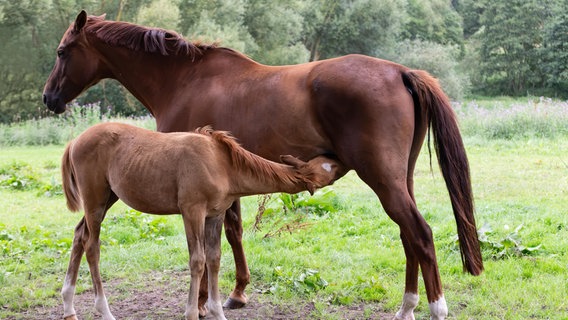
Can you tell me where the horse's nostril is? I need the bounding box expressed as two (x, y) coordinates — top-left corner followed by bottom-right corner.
(42, 94), (47, 105)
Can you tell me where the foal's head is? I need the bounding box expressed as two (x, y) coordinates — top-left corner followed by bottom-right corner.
(281, 155), (346, 194)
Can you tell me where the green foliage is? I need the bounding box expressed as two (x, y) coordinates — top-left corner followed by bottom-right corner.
(0, 160), (63, 197)
(541, 0), (568, 95)
(302, 0), (406, 60)
(267, 266), (329, 296)
(244, 0), (308, 65)
(0, 161), (41, 191)
(476, 224), (542, 260)
(0, 222), (72, 264)
(103, 209), (176, 245)
(264, 188), (339, 216)
(473, 0), (560, 96)
(253, 188), (340, 238)
(403, 0), (463, 47)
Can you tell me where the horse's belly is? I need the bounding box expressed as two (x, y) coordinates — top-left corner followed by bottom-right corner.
(110, 175), (181, 214)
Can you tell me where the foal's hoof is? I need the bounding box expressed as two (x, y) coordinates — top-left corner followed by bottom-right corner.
(198, 305), (208, 318)
(223, 297), (246, 309)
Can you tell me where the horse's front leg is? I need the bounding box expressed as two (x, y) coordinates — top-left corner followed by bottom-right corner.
(221, 200), (250, 309)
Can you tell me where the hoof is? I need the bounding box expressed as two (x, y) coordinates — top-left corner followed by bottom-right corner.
(223, 297), (246, 309)
(64, 316), (78, 320)
(198, 305), (208, 318)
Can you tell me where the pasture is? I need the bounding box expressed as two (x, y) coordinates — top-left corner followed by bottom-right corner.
(1, 98), (567, 319)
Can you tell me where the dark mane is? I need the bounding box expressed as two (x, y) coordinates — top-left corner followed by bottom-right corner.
(84, 15), (217, 59)
(195, 127), (304, 187)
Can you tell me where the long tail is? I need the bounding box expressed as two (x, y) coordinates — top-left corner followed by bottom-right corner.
(61, 143), (82, 212)
(402, 70), (484, 275)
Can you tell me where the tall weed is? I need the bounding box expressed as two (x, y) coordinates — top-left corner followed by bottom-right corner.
(455, 97), (568, 139)
(0, 102), (155, 146)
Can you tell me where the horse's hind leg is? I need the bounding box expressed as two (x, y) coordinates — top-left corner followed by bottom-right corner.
(204, 214), (227, 320)
(339, 132), (446, 318)
(359, 171), (447, 320)
(221, 200), (250, 309)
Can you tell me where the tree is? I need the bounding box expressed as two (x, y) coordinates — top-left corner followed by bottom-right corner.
(302, 0), (406, 61)
(477, 0), (551, 95)
(0, 0), (55, 122)
(453, 0), (487, 39)
(542, 0), (568, 96)
(243, 0), (308, 65)
(403, 0), (463, 47)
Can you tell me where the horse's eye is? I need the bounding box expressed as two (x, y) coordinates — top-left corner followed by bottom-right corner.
(57, 49), (65, 58)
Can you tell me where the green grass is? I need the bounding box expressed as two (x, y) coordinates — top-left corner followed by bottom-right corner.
(1, 98), (567, 319)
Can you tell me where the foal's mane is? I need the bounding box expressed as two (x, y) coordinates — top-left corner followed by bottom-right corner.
(84, 15), (218, 59)
(196, 127), (303, 187)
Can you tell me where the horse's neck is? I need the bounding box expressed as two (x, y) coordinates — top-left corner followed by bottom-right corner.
(229, 157), (305, 197)
(96, 44), (254, 120)
(95, 44), (183, 115)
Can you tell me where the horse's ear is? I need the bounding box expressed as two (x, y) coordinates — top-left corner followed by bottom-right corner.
(280, 155), (306, 168)
(74, 10), (87, 33)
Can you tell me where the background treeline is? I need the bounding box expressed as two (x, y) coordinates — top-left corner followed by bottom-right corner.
(1, 0), (567, 123)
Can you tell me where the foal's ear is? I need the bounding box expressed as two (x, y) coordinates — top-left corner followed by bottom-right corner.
(280, 155), (306, 168)
(74, 10), (87, 33)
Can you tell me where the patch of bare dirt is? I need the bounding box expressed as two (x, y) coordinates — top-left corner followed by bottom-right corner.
(13, 271), (393, 320)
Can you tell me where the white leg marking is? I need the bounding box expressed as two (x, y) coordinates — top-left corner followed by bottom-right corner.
(61, 277), (76, 318)
(395, 292), (419, 320)
(429, 295), (448, 320)
(207, 299), (227, 320)
(94, 294), (116, 320)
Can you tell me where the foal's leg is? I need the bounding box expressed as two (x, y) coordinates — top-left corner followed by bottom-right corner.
(83, 194), (118, 320)
(181, 207), (207, 320)
(221, 200), (250, 309)
(62, 194), (118, 320)
(204, 214), (227, 320)
(62, 218), (87, 320)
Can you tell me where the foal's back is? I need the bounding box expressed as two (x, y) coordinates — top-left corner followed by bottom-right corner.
(67, 123), (230, 215)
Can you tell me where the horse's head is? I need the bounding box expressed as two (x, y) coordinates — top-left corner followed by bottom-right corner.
(43, 11), (106, 114)
(281, 155), (347, 195)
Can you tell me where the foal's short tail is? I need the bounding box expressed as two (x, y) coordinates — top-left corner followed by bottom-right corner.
(402, 70), (484, 276)
(61, 144), (82, 212)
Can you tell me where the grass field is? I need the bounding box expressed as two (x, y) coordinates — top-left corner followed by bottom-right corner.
(1, 98), (567, 319)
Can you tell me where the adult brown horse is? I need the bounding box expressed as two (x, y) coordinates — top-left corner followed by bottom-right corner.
(43, 11), (483, 320)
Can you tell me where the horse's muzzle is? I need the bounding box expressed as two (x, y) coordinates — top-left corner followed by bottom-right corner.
(43, 93), (66, 114)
